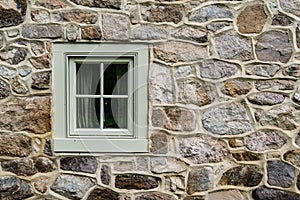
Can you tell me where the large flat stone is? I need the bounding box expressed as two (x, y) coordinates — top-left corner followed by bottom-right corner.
(115, 174), (159, 190)
(0, 133), (32, 157)
(189, 5), (233, 23)
(22, 24), (62, 39)
(0, 0), (26, 28)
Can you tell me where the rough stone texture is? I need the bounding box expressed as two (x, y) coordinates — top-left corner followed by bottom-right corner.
(297, 25), (300, 48)
(0, 0), (27, 28)
(70, 0), (121, 9)
(33, 176), (49, 193)
(179, 136), (228, 164)
(219, 165), (263, 187)
(136, 157), (148, 171)
(283, 64), (300, 78)
(30, 42), (45, 56)
(22, 24), (62, 39)
(0, 48), (27, 65)
(152, 107), (196, 131)
(54, 10), (97, 24)
(207, 22), (230, 32)
(0, 66), (15, 79)
(177, 78), (214, 106)
(87, 188), (120, 200)
(66, 24), (79, 41)
(141, 5), (183, 24)
(31, 9), (50, 23)
(284, 150), (300, 167)
(253, 187), (300, 200)
(43, 139), (53, 156)
(207, 190), (245, 200)
(189, 5), (233, 23)
(198, 60), (238, 79)
(31, 71), (51, 90)
(237, 4), (267, 34)
(0, 97), (51, 134)
(0, 80), (10, 99)
(18, 66), (31, 77)
(150, 131), (168, 154)
(132, 25), (168, 40)
(150, 157), (186, 173)
(29, 55), (50, 69)
(0, 176), (34, 199)
(247, 92), (285, 105)
(0, 133), (31, 157)
(115, 174), (159, 190)
(187, 167), (213, 194)
(172, 27), (207, 43)
(150, 63), (173, 104)
(60, 156), (98, 174)
(81, 26), (101, 40)
(267, 160), (295, 188)
(184, 196), (205, 200)
(11, 77), (28, 95)
(222, 79), (252, 97)
(202, 102), (252, 135)
(272, 13), (292, 26)
(255, 31), (292, 63)
(175, 65), (195, 79)
(245, 130), (286, 151)
(246, 64), (280, 77)
(215, 33), (252, 61)
(101, 165), (110, 185)
(51, 175), (95, 200)
(154, 41), (207, 63)
(165, 175), (185, 192)
(279, 0), (300, 17)
(136, 192), (177, 200)
(259, 104), (299, 130)
(113, 161), (134, 172)
(102, 13), (129, 40)
(35, 0), (67, 9)
(232, 151), (261, 161)
(255, 79), (295, 91)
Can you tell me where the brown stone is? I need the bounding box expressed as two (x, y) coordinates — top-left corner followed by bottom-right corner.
(81, 26), (101, 40)
(0, 0), (26, 28)
(29, 55), (50, 69)
(187, 167), (213, 194)
(255, 79), (295, 91)
(0, 133), (32, 157)
(237, 4), (267, 34)
(35, 0), (67, 9)
(232, 152), (261, 161)
(31, 71), (51, 90)
(141, 5), (183, 24)
(272, 13), (292, 26)
(0, 80), (10, 99)
(207, 190), (245, 200)
(283, 64), (300, 77)
(0, 97), (51, 134)
(0, 47), (27, 65)
(255, 30), (292, 63)
(297, 24), (300, 48)
(150, 131), (168, 154)
(31, 9), (50, 23)
(115, 174), (159, 190)
(222, 79), (252, 97)
(284, 150), (300, 167)
(54, 10), (98, 24)
(70, 0), (121, 9)
(136, 192), (177, 200)
(87, 188), (120, 200)
(33, 177), (49, 193)
(11, 77), (28, 95)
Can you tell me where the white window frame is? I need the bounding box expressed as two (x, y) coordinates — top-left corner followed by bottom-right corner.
(52, 43), (149, 152)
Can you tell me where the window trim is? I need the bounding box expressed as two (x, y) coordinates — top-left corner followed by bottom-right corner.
(52, 43), (149, 153)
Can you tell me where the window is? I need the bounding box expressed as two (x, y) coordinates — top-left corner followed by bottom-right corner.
(52, 44), (149, 152)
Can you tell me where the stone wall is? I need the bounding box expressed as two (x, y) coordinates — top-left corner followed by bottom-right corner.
(0, 0), (300, 199)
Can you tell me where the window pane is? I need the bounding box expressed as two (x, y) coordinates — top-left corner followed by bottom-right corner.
(76, 63), (100, 95)
(76, 98), (100, 128)
(104, 63), (128, 95)
(104, 98), (128, 129)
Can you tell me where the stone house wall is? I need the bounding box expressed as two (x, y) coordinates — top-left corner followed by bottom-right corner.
(0, 0), (299, 199)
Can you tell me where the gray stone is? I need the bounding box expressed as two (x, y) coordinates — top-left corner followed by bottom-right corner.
(81, 26), (101, 40)
(113, 161), (134, 172)
(150, 131), (168, 154)
(31, 71), (51, 90)
(30, 42), (45, 56)
(35, 0), (67, 9)
(284, 150), (300, 167)
(202, 102), (252, 135)
(66, 24), (79, 41)
(131, 25), (168, 40)
(184, 196), (205, 200)
(18, 66), (31, 77)
(294, 87), (300, 103)
(172, 27), (207, 43)
(102, 13), (129, 40)
(259, 104), (299, 130)
(150, 157), (186, 173)
(283, 64), (300, 78)
(279, 0), (300, 17)
(0, 80), (10, 99)
(44, 139), (53, 156)
(31, 9), (50, 23)
(220, 165), (263, 187)
(255, 30), (292, 63)
(7, 29), (19, 37)
(152, 107), (196, 131)
(246, 64), (280, 77)
(187, 167), (213, 194)
(245, 130), (287, 151)
(2, 158), (36, 176)
(297, 25), (300, 48)
(255, 79), (295, 91)
(11, 77), (28, 95)
(189, 5), (233, 23)
(177, 78), (214, 106)
(0, 133), (31, 157)
(207, 22), (230, 32)
(70, 0), (121, 9)
(141, 5), (183, 24)
(136, 192), (177, 200)
(0, 96), (51, 134)
(165, 176), (185, 192)
(34, 157), (56, 173)
(150, 63), (173, 104)
(272, 13), (293, 26)
(267, 160), (295, 188)
(0, 48), (27, 65)
(0, 0), (26, 28)
(207, 190), (245, 200)
(22, 24), (62, 39)
(87, 188), (120, 200)
(100, 165), (110, 185)
(179, 136), (228, 164)
(60, 156), (98, 174)
(0, 35), (3, 49)
(247, 92), (285, 105)
(0, 176), (34, 200)
(253, 187), (300, 200)
(222, 79), (252, 97)
(51, 174), (95, 200)
(115, 174), (159, 190)
(29, 55), (50, 69)
(215, 33), (252, 61)
(53, 10), (98, 24)
(198, 60), (238, 79)
(154, 41), (207, 63)
(175, 65), (195, 79)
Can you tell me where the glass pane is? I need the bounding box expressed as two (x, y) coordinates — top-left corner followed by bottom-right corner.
(104, 63), (128, 95)
(76, 63), (100, 95)
(104, 98), (128, 129)
(76, 98), (100, 128)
